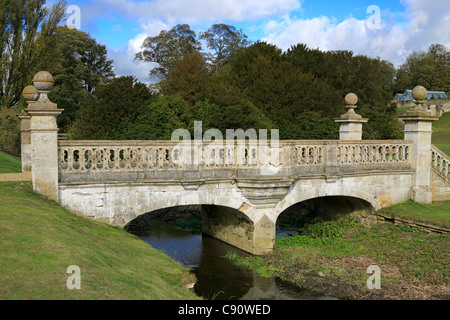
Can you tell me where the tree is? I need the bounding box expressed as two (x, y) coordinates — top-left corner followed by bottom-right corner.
(394, 44), (450, 93)
(39, 27), (115, 132)
(0, 0), (67, 108)
(229, 41), (282, 91)
(199, 24), (251, 72)
(116, 96), (188, 140)
(228, 42), (399, 139)
(160, 52), (210, 104)
(135, 24), (201, 80)
(69, 76), (153, 140)
(0, 107), (20, 154)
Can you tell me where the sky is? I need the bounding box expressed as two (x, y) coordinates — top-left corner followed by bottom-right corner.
(60, 0), (450, 83)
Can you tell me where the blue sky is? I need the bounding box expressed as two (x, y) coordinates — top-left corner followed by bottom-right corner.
(62, 0), (450, 83)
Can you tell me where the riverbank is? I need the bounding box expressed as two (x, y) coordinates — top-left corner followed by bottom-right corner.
(0, 181), (199, 300)
(226, 203), (450, 300)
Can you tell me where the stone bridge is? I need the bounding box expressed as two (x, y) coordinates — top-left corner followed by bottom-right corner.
(18, 72), (450, 254)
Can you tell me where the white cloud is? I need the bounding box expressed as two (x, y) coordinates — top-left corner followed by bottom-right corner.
(108, 47), (157, 84)
(401, 0), (450, 49)
(99, 0), (449, 82)
(101, 0), (301, 23)
(262, 0), (450, 67)
(107, 20), (171, 84)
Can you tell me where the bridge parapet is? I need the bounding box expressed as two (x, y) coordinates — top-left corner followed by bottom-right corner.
(58, 139), (412, 183)
(431, 145), (450, 183)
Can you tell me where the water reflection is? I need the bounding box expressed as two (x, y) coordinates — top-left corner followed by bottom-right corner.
(127, 218), (334, 300)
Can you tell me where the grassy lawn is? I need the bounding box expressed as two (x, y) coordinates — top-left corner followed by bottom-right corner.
(0, 181), (199, 300)
(0, 151), (21, 174)
(227, 214), (449, 300)
(432, 111), (450, 155)
(378, 200), (450, 229)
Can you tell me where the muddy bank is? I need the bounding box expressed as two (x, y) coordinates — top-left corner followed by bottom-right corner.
(255, 249), (449, 300)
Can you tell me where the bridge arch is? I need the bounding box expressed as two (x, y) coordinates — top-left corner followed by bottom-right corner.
(108, 185), (259, 228)
(273, 180), (378, 224)
(124, 203), (257, 255)
(275, 195), (376, 231)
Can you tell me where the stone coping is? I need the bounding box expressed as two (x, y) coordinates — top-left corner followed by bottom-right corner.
(58, 139), (413, 147)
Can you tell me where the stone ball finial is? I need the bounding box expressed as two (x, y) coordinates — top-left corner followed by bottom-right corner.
(412, 85), (427, 100)
(22, 85), (40, 102)
(33, 71), (54, 91)
(345, 93), (358, 106)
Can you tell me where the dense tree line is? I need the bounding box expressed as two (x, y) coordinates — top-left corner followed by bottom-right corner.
(1, 2), (449, 154)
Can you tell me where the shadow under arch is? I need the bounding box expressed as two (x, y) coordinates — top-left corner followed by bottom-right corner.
(275, 195), (376, 232)
(124, 204), (256, 254)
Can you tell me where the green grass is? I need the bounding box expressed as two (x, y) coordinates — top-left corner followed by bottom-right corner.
(0, 181), (200, 300)
(378, 200), (450, 229)
(0, 151), (21, 173)
(432, 111), (450, 155)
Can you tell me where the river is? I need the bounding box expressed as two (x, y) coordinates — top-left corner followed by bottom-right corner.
(126, 217), (335, 300)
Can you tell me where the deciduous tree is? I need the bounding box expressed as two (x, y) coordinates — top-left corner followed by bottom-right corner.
(0, 0), (66, 108)
(135, 24), (201, 80)
(199, 24), (251, 72)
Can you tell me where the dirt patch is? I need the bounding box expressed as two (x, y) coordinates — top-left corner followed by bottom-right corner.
(0, 172), (31, 181)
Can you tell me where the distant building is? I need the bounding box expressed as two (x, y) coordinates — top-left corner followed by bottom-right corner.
(394, 90), (447, 102)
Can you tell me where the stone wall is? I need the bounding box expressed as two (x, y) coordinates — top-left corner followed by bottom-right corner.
(202, 205), (254, 253)
(431, 171), (450, 201)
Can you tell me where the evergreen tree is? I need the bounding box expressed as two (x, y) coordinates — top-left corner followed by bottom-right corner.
(39, 27), (115, 132)
(69, 77), (153, 140)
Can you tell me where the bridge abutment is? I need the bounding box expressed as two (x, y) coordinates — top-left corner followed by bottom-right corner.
(201, 205), (275, 255)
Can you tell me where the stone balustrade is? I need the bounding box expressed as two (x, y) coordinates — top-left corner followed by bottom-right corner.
(431, 145), (450, 183)
(336, 142), (410, 164)
(58, 140), (412, 183)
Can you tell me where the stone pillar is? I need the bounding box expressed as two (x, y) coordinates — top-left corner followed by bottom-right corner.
(25, 71), (63, 202)
(17, 112), (32, 172)
(398, 86), (439, 204)
(17, 86), (40, 172)
(335, 93), (368, 140)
